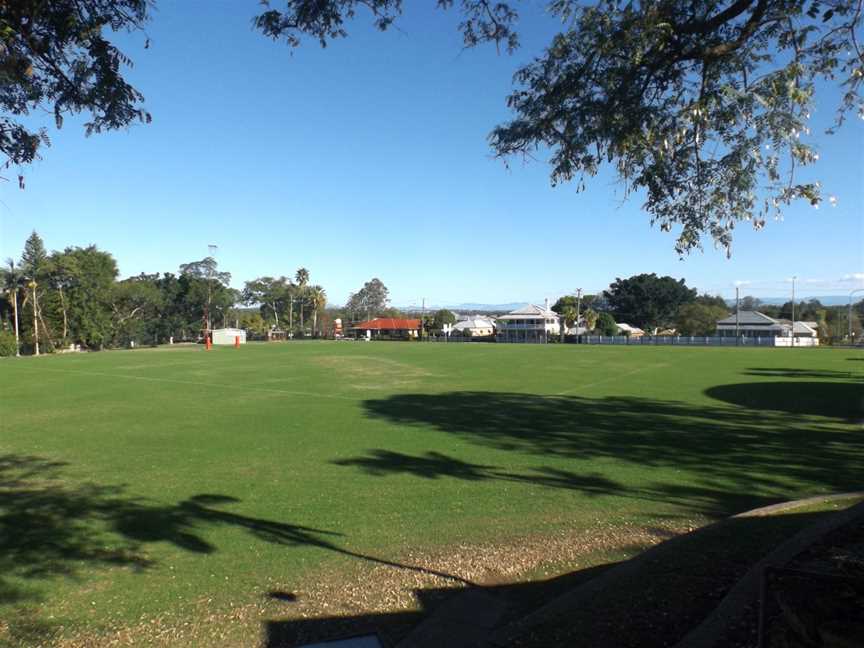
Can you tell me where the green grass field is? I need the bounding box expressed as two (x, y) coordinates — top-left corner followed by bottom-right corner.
(0, 342), (861, 646)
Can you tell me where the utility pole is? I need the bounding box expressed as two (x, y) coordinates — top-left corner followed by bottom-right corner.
(421, 297), (426, 340)
(576, 288), (583, 328)
(791, 275), (796, 348)
(289, 294), (294, 333)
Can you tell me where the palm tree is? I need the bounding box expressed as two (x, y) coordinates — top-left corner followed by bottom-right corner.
(295, 268), (309, 332)
(583, 308), (599, 333)
(561, 305), (578, 342)
(309, 286), (327, 336)
(1, 259), (22, 356)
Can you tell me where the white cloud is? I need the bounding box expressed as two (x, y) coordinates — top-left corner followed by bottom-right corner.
(841, 272), (864, 283)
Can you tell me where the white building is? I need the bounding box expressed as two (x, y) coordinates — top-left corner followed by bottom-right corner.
(616, 323), (645, 337)
(452, 317), (496, 337)
(496, 303), (560, 343)
(212, 328), (247, 345)
(716, 311), (788, 338)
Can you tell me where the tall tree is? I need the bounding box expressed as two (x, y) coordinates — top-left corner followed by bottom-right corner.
(345, 278), (390, 320)
(431, 309), (456, 332)
(179, 257), (232, 332)
(676, 303), (730, 336)
(560, 304), (578, 341)
(308, 285), (327, 336)
(54, 246), (118, 349)
(20, 231), (50, 354)
(111, 273), (164, 345)
(0, 259), (23, 355)
(243, 276), (291, 328)
(605, 273), (697, 331)
(583, 308), (599, 332)
(596, 311), (618, 336)
(294, 268), (310, 332)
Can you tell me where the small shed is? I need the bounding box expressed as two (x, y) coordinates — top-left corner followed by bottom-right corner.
(212, 328), (247, 345)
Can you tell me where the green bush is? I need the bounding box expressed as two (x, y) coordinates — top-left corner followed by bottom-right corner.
(0, 331), (18, 357)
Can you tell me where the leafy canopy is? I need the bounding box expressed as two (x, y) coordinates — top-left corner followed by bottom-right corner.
(0, 0), (150, 174)
(253, 0), (864, 253)
(676, 302), (730, 335)
(605, 272), (697, 330)
(4, 1), (862, 252)
(346, 277), (390, 317)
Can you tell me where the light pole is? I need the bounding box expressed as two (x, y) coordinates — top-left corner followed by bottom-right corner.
(575, 288), (583, 328)
(849, 288), (864, 344)
(791, 275), (796, 347)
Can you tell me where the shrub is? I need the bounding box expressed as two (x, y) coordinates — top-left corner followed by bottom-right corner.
(0, 331), (18, 357)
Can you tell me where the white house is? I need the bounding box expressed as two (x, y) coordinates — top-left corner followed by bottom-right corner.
(715, 311), (788, 338)
(452, 317), (496, 337)
(496, 303), (560, 343)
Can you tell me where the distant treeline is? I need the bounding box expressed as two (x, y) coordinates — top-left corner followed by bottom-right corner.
(2, 237), (861, 356)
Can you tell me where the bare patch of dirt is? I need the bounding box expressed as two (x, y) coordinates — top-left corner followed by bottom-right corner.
(312, 356), (433, 390)
(52, 518), (703, 648)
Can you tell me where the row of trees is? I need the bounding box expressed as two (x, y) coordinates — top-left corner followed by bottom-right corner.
(0, 232), (341, 355)
(0, 232), (243, 355)
(241, 269), (327, 336)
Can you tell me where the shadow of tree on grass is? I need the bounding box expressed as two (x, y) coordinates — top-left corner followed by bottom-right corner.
(332, 450), (620, 495)
(358, 383), (862, 516)
(0, 454), (473, 645)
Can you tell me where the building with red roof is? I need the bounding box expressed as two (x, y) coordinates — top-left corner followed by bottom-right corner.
(351, 318), (421, 339)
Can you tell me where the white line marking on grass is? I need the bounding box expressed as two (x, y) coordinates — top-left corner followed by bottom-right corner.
(13, 365), (358, 402)
(554, 363), (669, 396)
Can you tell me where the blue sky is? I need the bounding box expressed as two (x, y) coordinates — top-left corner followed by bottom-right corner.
(0, 2), (862, 306)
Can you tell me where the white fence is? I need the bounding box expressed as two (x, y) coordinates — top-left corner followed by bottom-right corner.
(576, 335), (819, 347)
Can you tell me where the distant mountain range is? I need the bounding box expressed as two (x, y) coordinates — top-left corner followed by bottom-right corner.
(399, 302), (529, 313)
(396, 295), (855, 313)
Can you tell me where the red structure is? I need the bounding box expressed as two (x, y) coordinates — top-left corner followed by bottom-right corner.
(351, 318), (421, 339)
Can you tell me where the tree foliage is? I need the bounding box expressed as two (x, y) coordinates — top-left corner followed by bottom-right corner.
(242, 276), (292, 327)
(6, 1), (860, 251)
(346, 277), (390, 318)
(255, 0), (864, 253)
(595, 310), (618, 335)
(605, 272), (697, 330)
(432, 309), (457, 330)
(0, 0), (150, 172)
(676, 302), (730, 335)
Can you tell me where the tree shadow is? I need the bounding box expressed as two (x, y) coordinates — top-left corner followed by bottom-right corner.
(264, 508), (855, 648)
(333, 450), (620, 496)
(359, 387), (862, 516)
(706, 381), (862, 419)
(0, 454), (473, 644)
(743, 367), (862, 381)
